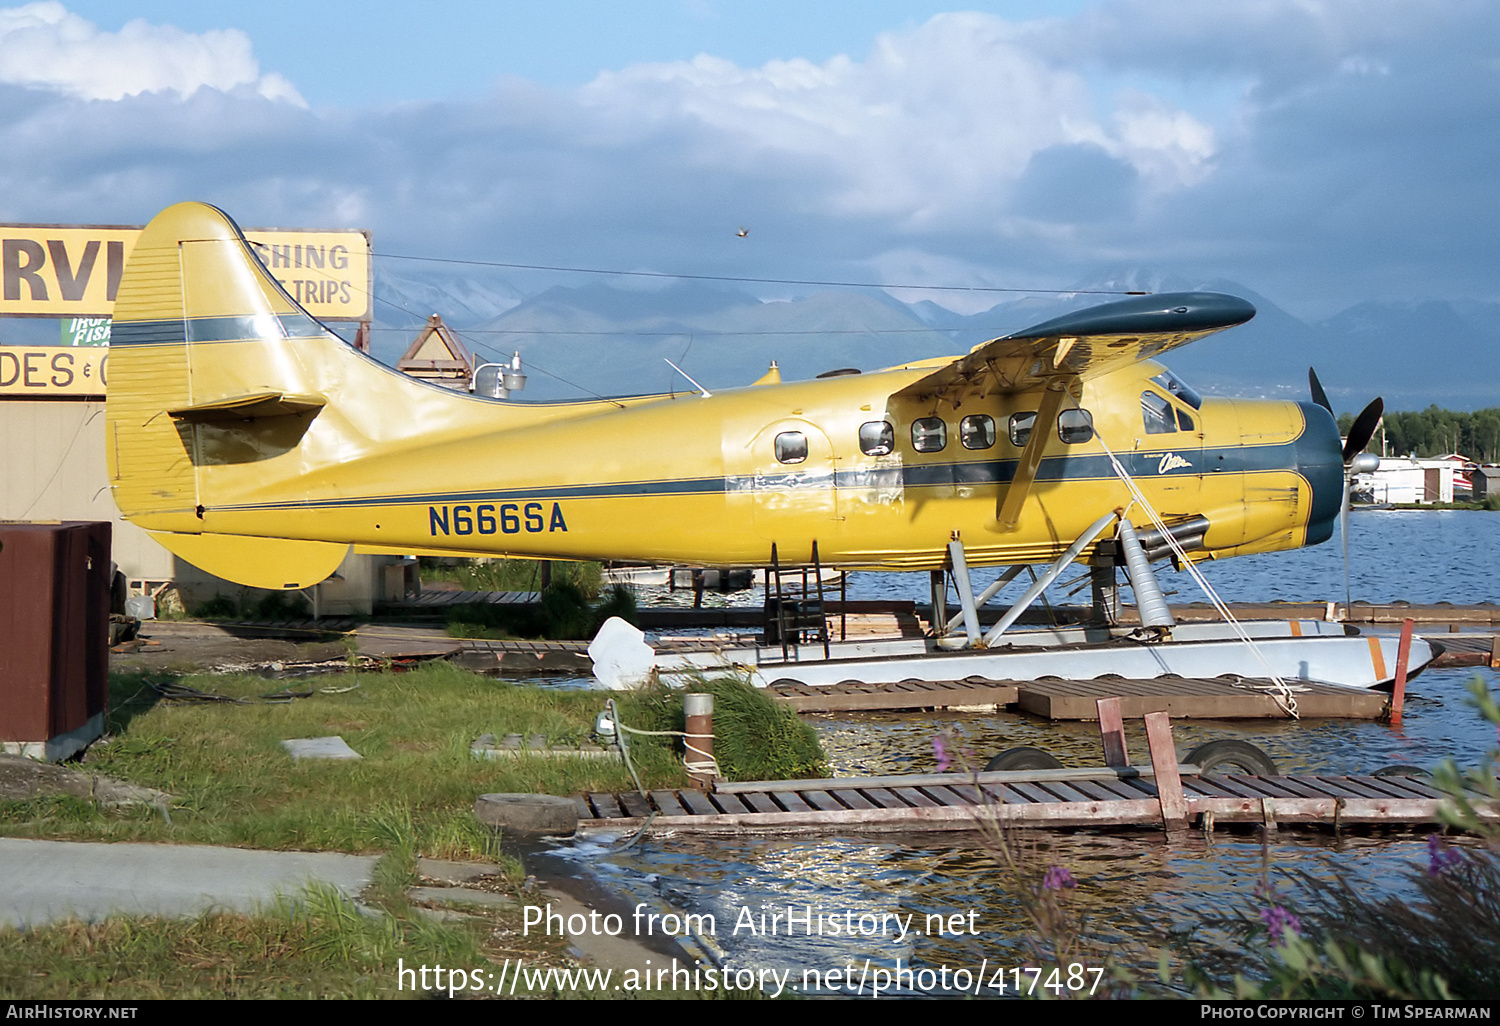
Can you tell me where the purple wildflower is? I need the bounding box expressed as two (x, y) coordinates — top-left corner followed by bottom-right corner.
(933, 735), (951, 773)
(1259, 905), (1302, 948)
(1427, 834), (1464, 876)
(1042, 865), (1076, 891)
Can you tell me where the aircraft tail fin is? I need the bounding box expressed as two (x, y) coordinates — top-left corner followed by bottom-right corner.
(105, 202), (379, 586)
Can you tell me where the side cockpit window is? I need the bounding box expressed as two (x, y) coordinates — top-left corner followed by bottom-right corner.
(1141, 390), (1176, 434)
(859, 421), (894, 456)
(1150, 369), (1202, 410)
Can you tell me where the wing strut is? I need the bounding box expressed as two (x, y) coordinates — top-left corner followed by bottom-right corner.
(997, 385), (1065, 531)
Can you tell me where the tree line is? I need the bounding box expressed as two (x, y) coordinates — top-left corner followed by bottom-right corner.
(1337, 406), (1500, 462)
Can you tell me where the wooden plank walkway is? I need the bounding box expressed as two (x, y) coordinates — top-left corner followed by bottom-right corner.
(769, 675), (1390, 719)
(770, 677), (1020, 713)
(573, 771), (1494, 837)
(1427, 633), (1500, 669)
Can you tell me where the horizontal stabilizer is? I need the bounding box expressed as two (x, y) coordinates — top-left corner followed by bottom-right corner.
(167, 392), (326, 423)
(150, 531), (350, 590)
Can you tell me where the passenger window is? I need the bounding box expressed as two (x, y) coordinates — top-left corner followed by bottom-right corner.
(1141, 391), (1176, 434)
(1177, 408), (1195, 432)
(1058, 409), (1094, 444)
(959, 414), (995, 450)
(911, 417), (947, 453)
(1008, 412), (1035, 447)
(859, 421), (894, 456)
(775, 431), (807, 464)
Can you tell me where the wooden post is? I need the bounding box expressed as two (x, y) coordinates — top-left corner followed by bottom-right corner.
(1143, 711), (1187, 836)
(1097, 697), (1130, 768)
(1489, 635), (1500, 670)
(1260, 797), (1278, 837)
(684, 692), (715, 790)
(1389, 617), (1414, 726)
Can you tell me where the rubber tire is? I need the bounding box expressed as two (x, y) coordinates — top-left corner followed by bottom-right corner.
(474, 793), (579, 836)
(984, 747), (1064, 772)
(1183, 740), (1277, 775)
(1373, 764), (1429, 777)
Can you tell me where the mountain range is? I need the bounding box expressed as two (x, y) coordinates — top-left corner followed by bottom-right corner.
(364, 268), (1499, 413)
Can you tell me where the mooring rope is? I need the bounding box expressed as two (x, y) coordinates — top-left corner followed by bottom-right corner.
(1089, 429), (1301, 719)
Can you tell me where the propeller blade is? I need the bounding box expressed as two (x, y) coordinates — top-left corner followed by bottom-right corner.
(1341, 476), (1351, 618)
(1308, 368), (1332, 415)
(1342, 397), (1384, 464)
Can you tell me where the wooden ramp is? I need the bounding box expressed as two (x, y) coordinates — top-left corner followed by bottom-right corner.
(573, 770), (1487, 837)
(769, 675), (1390, 719)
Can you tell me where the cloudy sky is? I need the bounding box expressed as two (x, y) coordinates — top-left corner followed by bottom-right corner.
(1, 0), (1496, 320)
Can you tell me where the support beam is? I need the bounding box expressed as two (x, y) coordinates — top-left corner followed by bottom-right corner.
(998, 386), (1066, 531)
(1089, 554), (1119, 625)
(983, 513), (1116, 645)
(1118, 518), (1175, 629)
(946, 539), (982, 646)
(945, 565), (1026, 635)
(929, 570), (947, 636)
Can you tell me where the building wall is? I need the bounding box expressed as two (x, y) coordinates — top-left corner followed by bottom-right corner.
(0, 398), (399, 616)
(1359, 458), (1455, 504)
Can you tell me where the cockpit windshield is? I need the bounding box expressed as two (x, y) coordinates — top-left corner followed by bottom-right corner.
(1150, 369), (1202, 410)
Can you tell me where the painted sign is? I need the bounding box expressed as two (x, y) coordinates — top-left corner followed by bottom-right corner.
(0, 224), (371, 321)
(0, 346), (107, 396)
(61, 317), (111, 346)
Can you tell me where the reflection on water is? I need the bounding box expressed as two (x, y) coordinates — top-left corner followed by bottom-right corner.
(553, 512), (1499, 994)
(568, 825), (1454, 995)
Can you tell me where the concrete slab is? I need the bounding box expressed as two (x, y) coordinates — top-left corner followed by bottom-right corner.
(281, 736), (362, 761)
(0, 838), (377, 928)
(415, 857), (502, 886)
(408, 886), (513, 910)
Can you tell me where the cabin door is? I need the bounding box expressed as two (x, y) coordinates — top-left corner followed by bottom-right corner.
(737, 418), (841, 546)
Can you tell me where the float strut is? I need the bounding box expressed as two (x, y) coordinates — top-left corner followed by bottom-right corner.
(983, 513), (1117, 646)
(945, 565), (1027, 635)
(1118, 518), (1176, 630)
(946, 539), (982, 646)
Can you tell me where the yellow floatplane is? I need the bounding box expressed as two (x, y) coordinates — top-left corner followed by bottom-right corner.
(104, 202), (1424, 690)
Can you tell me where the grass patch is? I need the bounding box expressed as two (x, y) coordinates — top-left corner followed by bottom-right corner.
(3, 664), (687, 853)
(614, 677), (829, 782)
(0, 886), (622, 1000)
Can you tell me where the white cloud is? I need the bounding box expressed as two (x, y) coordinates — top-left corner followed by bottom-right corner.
(0, 2), (1496, 319)
(0, 2), (304, 104)
(578, 13), (1215, 226)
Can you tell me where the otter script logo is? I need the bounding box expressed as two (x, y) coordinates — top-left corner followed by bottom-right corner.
(1158, 453), (1192, 474)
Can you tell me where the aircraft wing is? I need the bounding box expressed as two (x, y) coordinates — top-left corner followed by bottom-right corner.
(893, 292), (1255, 404)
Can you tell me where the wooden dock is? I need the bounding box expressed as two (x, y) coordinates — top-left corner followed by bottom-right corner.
(573, 704), (1496, 839)
(572, 768), (1488, 837)
(769, 675), (1391, 719)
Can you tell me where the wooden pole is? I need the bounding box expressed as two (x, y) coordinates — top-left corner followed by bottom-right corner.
(1489, 635), (1500, 670)
(1143, 711), (1187, 836)
(684, 692), (715, 790)
(1097, 697), (1130, 768)
(1389, 617), (1415, 726)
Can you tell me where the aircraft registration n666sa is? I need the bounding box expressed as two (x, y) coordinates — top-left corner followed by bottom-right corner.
(105, 202), (1356, 592)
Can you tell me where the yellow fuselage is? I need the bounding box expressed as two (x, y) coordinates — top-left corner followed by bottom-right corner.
(105, 202), (1345, 580)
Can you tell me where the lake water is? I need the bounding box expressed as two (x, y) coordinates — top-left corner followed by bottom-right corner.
(544, 510), (1500, 997)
